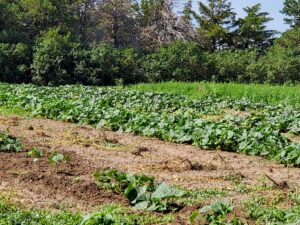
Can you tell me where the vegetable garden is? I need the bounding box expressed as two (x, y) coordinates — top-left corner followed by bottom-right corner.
(1, 83), (299, 166)
(0, 83), (300, 224)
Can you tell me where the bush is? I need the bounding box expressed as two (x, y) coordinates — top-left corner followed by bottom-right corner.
(264, 46), (300, 84)
(0, 43), (31, 83)
(246, 29), (300, 84)
(31, 28), (79, 85)
(245, 59), (268, 83)
(263, 29), (300, 84)
(275, 28), (300, 48)
(76, 44), (143, 86)
(208, 50), (259, 82)
(119, 48), (144, 84)
(142, 41), (208, 82)
(88, 43), (122, 86)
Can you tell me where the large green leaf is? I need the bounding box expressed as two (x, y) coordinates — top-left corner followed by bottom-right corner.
(151, 182), (184, 200)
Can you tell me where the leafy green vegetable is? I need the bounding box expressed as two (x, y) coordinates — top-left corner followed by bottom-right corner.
(1, 83), (299, 165)
(48, 152), (69, 163)
(190, 200), (245, 224)
(94, 170), (184, 212)
(0, 132), (22, 152)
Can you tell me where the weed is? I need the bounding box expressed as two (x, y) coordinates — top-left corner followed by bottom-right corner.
(244, 193), (300, 224)
(48, 152), (70, 163)
(190, 200), (245, 224)
(27, 147), (44, 158)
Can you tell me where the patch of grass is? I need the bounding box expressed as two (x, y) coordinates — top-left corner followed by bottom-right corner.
(226, 174), (278, 194)
(82, 204), (174, 225)
(128, 81), (300, 106)
(0, 106), (31, 117)
(0, 193), (82, 225)
(244, 191), (300, 224)
(190, 200), (246, 224)
(0, 193), (174, 225)
(176, 188), (227, 206)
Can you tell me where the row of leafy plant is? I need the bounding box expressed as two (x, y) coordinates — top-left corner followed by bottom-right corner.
(0, 83), (300, 165)
(95, 169), (250, 224)
(95, 170), (185, 213)
(0, 196), (174, 225)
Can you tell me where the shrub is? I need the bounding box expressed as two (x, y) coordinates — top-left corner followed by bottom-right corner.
(260, 29), (300, 84)
(275, 28), (300, 48)
(0, 43), (31, 83)
(31, 28), (79, 85)
(246, 49), (300, 85)
(208, 50), (259, 83)
(264, 46), (300, 84)
(119, 48), (144, 84)
(142, 41), (208, 82)
(76, 44), (143, 86)
(88, 43), (122, 86)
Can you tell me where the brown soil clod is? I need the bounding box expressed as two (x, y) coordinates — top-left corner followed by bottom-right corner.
(265, 174), (289, 189)
(28, 125), (34, 130)
(131, 146), (150, 156)
(181, 159), (203, 171)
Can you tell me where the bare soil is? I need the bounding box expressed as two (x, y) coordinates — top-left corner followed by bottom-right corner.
(0, 115), (299, 223)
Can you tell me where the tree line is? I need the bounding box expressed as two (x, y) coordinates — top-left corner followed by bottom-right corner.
(0, 0), (299, 85)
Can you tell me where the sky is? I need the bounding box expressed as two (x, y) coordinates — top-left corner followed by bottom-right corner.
(184, 0), (289, 32)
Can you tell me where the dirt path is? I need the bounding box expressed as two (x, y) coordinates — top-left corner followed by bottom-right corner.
(0, 115), (299, 220)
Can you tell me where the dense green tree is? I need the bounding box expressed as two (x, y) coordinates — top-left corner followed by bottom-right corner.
(143, 41), (208, 82)
(193, 0), (236, 50)
(31, 28), (79, 85)
(275, 28), (300, 48)
(16, 0), (58, 40)
(282, 0), (300, 27)
(71, 0), (98, 44)
(0, 43), (31, 82)
(72, 43), (143, 85)
(235, 4), (276, 49)
(138, 0), (166, 27)
(208, 50), (259, 82)
(0, 0), (25, 43)
(247, 29), (300, 84)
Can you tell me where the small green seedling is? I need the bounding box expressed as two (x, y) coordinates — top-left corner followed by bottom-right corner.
(49, 152), (70, 163)
(27, 147), (44, 158)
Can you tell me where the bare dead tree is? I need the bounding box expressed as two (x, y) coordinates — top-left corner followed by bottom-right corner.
(138, 0), (204, 50)
(95, 0), (139, 48)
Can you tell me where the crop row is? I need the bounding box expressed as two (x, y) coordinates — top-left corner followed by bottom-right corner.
(0, 83), (299, 165)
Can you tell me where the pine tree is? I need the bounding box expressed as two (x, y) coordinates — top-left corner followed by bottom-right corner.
(236, 4), (277, 49)
(281, 0), (300, 28)
(182, 0), (193, 24)
(193, 0), (236, 50)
